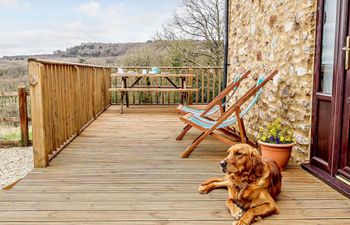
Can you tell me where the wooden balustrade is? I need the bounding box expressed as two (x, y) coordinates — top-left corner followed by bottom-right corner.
(0, 87), (30, 147)
(27, 60), (223, 167)
(28, 58), (111, 167)
(111, 67), (223, 105)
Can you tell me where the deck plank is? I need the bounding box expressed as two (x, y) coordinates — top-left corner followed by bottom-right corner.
(1, 106), (349, 225)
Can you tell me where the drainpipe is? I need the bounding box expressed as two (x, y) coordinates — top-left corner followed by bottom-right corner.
(222, 0), (229, 109)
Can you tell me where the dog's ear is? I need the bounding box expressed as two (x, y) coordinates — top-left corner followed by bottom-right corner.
(249, 149), (264, 177)
(227, 146), (234, 155)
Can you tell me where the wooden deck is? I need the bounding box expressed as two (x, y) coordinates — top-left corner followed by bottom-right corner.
(1, 106), (349, 225)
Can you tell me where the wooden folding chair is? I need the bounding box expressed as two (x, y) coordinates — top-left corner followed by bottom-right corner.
(178, 70), (279, 158)
(175, 70), (251, 141)
(176, 70), (251, 116)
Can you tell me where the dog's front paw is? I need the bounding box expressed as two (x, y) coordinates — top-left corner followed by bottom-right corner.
(230, 208), (243, 220)
(198, 185), (210, 194)
(234, 219), (249, 225)
(253, 216), (262, 222)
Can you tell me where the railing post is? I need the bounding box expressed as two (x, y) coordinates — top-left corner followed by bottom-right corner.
(92, 67), (97, 119)
(28, 60), (49, 167)
(108, 68), (112, 105)
(18, 86), (29, 147)
(188, 68), (193, 105)
(74, 66), (81, 135)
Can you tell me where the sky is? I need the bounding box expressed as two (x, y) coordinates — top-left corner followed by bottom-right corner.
(0, 0), (179, 57)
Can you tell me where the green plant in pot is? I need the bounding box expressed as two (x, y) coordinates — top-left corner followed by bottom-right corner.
(258, 119), (295, 171)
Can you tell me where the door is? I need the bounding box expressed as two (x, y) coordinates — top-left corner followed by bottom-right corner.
(339, 3), (350, 181)
(310, 0), (341, 174)
(307, 0), (350, 195)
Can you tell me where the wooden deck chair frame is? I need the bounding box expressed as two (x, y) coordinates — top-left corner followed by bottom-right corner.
(176, 70), (251, 116)
(179, 70), (279, 158)
(175, 70), (251, 141)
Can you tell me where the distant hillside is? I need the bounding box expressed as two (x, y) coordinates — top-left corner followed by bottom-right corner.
(0, 42), (152, 92)
(53, 42), (147, 58)
(2, 42), (147, 61)
(0, 40), (211, 92)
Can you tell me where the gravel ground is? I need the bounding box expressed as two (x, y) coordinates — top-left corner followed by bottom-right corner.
(0, 147), (33, 189)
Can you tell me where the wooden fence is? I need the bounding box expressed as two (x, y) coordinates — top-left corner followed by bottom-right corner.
(28, 61), (224, 167)
(0, 87), (30, 147)
(28, 58), (111, 167)
(111, 67), (223, 105)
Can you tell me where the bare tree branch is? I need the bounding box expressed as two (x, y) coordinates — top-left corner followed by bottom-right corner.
(156, 0), (224, 67)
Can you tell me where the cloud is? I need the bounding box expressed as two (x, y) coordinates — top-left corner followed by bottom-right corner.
(0, 0), (176, 56)
(85, 2), (164, 37)
(72, 1), (167, 43)
(76, 0), (101, 17)
(0, 0), (28, 10)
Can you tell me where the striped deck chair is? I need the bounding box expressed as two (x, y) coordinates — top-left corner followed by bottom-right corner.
(175, 70), (251, 141)
(178, 70), (279, 158)
(176, 70), (251, 117)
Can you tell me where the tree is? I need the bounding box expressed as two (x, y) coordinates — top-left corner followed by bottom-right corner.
(156, 0), (224, 67)
(116, 41), (171, 66)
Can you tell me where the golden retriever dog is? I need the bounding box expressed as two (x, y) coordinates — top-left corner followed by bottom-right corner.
(199, 144), (282, 225)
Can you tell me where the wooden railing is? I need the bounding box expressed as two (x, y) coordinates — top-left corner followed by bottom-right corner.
(111, 67), (223, 105)
(28, 61), (223, 167)
(28, 59), (111, 167)
(0, 87), (30, 147)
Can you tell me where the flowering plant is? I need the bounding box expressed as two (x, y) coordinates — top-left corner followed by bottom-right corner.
(258, 119), (294, 144)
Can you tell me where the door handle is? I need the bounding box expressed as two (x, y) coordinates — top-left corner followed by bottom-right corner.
(343, 36), (350, 70)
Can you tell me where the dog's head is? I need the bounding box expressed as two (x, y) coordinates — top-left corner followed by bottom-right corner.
(220, 144), (263, 175)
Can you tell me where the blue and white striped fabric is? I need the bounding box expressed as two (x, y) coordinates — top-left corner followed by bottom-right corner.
(180, 105), (220, 116)
(186, 76), (264, 129)
(178, 76), (241, 116)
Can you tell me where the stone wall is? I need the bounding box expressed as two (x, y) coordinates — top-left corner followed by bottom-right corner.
(227, 0), (317, 162)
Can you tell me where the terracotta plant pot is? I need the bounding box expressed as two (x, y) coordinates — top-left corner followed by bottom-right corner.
(258, 141), (295, 171)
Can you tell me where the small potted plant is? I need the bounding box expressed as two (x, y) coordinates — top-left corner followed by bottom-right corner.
(258, 119), (295, 170)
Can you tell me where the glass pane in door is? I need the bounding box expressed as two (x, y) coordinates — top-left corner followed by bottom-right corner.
(320, 0), (337, 94)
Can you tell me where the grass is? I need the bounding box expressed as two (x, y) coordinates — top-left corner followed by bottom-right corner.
(0, 126), (32, 141)
(1, 130), (20, 141)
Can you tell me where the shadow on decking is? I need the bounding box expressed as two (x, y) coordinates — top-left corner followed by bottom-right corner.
(0, 106), (349, 225)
